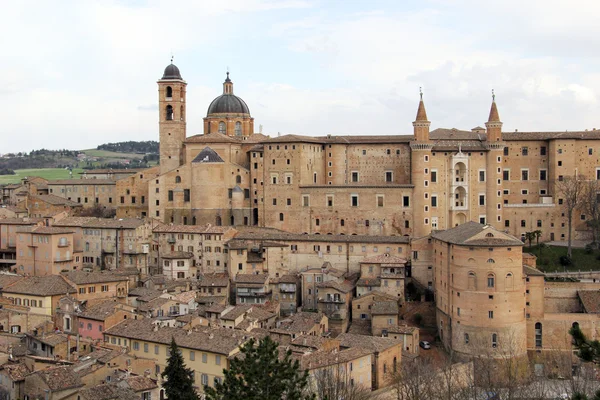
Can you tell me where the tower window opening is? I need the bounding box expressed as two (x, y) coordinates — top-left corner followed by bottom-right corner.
(166, 86), (173, 98)
(166, 105), (174, 120)
(235, 121), (242, 136)
(218, 122), (226, 134)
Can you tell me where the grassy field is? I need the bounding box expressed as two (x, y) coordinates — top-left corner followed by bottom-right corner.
(524, 245), (600, 272)
(0, 168), (85, 184)
(81, 149), (144, 159)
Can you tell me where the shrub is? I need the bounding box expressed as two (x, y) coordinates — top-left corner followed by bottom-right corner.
(559, 255), (572, 266)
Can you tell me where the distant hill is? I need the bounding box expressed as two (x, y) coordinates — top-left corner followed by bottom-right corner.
(0, 141), (159, 174)
(97, 141), (158, 154)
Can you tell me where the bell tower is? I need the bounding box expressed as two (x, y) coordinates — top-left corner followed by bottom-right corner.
(158, 60), (187, 174)
(484, 90), (505, 229)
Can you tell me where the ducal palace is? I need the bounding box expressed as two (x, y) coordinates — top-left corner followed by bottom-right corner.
(2, 61), (599, 376)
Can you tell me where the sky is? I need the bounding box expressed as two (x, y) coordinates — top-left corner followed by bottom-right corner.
(2, 0), (600, 153)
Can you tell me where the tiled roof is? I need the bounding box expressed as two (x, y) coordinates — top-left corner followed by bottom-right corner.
(31, 365), (84, 391)
(221, 304), (252, 321)
(361, 254), (407, 264)
(431, 222), (523, 246)
(578, 290), (600, 313)
(388, 324), (417, 334)
(371, 301), (399, 315)
(62, 271), (128, 284)
(232, 227), (410, 244)
(137, 297), (171, 312)
(191, 147), (225, 163)
(291, 335), (327, 350)
(337, 333), (403, 352)
(523, 265), (545, 277)
(16, 226), (73, 235)
(83, 218), (146, 229)
(199, 273), (230, 287)
(122, 375), (158, 392)
(105, 319), (253, 355)
(173, 291), (197, 304)
(153, 223), (233, 234)
(356, 278), (381, 287)
(48, 179), (115, 185)
(270, 312), (325, 335)
(27, 332), (68, 346)
(185, 132), (238, 144)
(161, 251), (194, 259)
(2, 275), (75, 296)
(52, 216), (98, 227)
(301, 347), (373, 370)
(0, 274), (24, 289)
(78, 383), (139, 400)
(0, 218), (40, 225)
(235, 273), (268, 284)
(278, 274), (298, 284)
(78, 299), (126, 321)
(316, 280), (354, 294)
(354, 291), (398, 302)
(30, 194), (82, 207)
(1, 363), (29, 381)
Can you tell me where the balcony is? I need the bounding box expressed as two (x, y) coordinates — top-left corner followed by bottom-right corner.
(319, 296), (345, 304)
(279, 287), (297, 293)
(237, 290), (272, 298)
(57, 239), (70, 248)
(167, 237), (176, 244)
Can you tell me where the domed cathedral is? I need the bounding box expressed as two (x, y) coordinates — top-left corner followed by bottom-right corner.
(430, 222), (527, 361)
(151, 63), (263, 227)
(203, 72), (254, 137)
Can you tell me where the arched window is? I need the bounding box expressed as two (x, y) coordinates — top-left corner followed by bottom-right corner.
(505, 273), (514, 290)
(183, 217), (187, 225)
(235, 121), (242, 136)
(175, 176), (181, 183)
(485, 232), (494, 238)
(487, 258), (495, 263)
(180, 105), (184, 121)
(166, 86), (173, 98)
(230, 216), (235, 225)
(192, 216), (197, 225)
(464, 333), (469, 344)
(166, 105), (174, 120)
(535, 322), (542, 347)
(85, 242), (90, 252)
(491, 333), (498, 348)
(216, 216), (222, 226)
(487, 273), (495, 288)
(236, 175), (241, 184)
(279, 213), (284, 221)
(468, 272), (476, 290)
(218, 122), (226, 134)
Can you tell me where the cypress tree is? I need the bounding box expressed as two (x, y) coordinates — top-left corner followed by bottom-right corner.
(162, 337), (198, 400)
(205, 336), (315, 400)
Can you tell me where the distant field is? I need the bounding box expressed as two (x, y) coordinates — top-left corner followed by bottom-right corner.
(0, 168), (85, 184)
(81, 149), (145, 159)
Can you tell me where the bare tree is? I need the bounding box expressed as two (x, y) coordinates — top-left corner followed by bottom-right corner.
(389, 357), (437, 400)
(556, 176), (585, 258)
(311, 363), (374, 400)
(581, 179), (600, 245)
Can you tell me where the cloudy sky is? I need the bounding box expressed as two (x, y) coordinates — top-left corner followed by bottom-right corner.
(1, 0), (600, 153)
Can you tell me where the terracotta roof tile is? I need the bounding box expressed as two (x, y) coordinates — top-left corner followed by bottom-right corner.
(578, 290), (600, 313)
(361, 254), (407, 264)
(371, 301), (399, 315)
(3, 275), (75, 296)
(62, 271), (128, 284)
(337, 333), (402, 352)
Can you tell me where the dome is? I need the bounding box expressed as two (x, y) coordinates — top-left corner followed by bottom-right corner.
(207, 94), (250, 115)
(162, 63), (182, 80)
(206, 72), (250, 115)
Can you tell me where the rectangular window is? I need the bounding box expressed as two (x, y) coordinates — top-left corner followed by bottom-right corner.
(327, 195), (334, 207)
(184, 189), (190, 202)
(351, 172), (359, 182)
(215, 355), (221, 365)
(403, 196), (410, 207)
(540, 146), (547, 156)
(168, 190), (174, 201)
(479, 195), (485, 206)
(377, 195), (384, 207)
(190, 351), (195, 361)
(503, 170), (509, 181)
(431, 170), (437, 183)
(202, 353), (207, 363)
(479, 170), (485, 182)
(385, 171), (393, 182)
(539, 170), (547, 181)
(488, 311), (494, 319)
(351, 195), (359, 207)
(302, 195), (309, 207)
(521, 147), (528, 156)
(431, 195), (437, 207)
(521, 169), (529, 181)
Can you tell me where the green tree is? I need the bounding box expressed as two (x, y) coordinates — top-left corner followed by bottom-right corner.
(162, 338), (198, 400)
(525, 231), (535, 249)
(570, 324), (600, 364)
(205, 336), (315, 400)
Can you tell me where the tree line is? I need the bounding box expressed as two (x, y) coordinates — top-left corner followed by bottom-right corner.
(97, 140), (158, 154)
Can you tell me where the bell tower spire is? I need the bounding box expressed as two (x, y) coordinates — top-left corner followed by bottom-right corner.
(485, 89), (503, 142)
(413, 87), (431, 142)
(158, 60), (187, 174)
